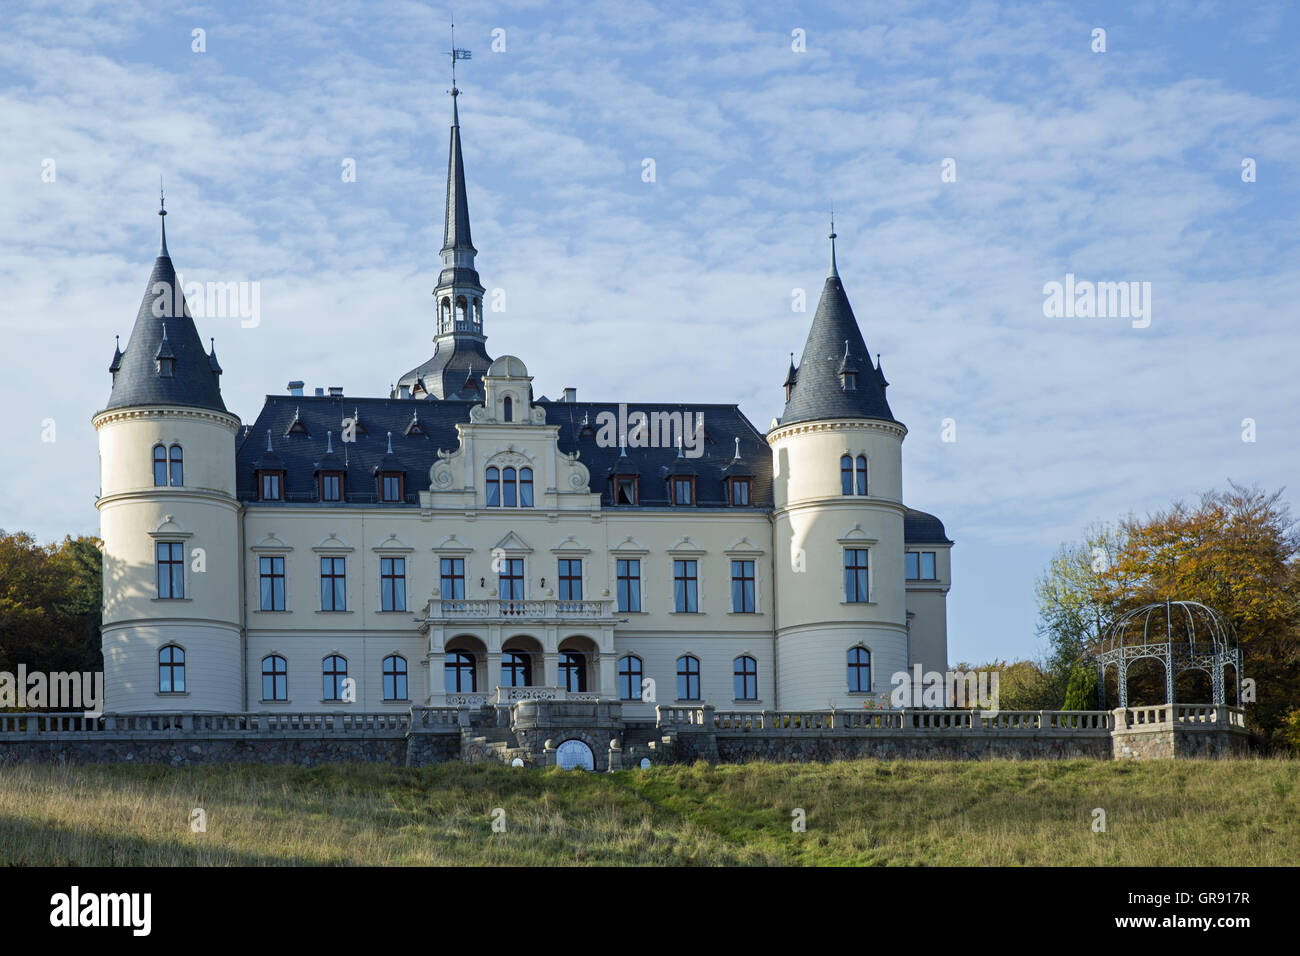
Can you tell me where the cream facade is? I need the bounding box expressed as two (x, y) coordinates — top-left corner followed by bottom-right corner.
(94, 92), (953, 721)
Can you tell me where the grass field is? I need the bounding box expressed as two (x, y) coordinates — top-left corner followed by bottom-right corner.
(1, 758), (1296, 865)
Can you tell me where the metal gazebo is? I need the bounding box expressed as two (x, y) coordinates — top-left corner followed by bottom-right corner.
(1096, 599), (1242, 707)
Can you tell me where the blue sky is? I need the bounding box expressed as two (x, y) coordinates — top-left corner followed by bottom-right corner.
(2, 0), (1297, 666)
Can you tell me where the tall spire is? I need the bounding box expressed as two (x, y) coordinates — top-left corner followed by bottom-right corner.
(442, 21), (475, 256)
(158, 176), (169, 258)
(396, 21), (493, 402)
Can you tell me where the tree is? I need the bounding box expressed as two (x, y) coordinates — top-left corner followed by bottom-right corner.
(1033, 522), (1135, 704)
(1037, 484), (1300, 747)
(0, 531), (103, 690)
(1062, 663), (1099, 710)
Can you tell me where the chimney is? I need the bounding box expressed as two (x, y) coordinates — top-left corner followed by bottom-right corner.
(287, 380), (304, 396)
(314, 387), (325, 397)
(328, 386), (343, 397)
(399, 385), (410, 399)
(563, 387), (577, 403)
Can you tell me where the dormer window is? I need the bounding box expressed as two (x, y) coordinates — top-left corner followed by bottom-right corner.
(259, 470), (284, 501)
(319, 472), (343, 502)
(728, 477), (751, 506)
(611, 475), (638, 506)
(378, 472), (404, 503)
(671, 476), (695, 506)
(841, 370), (857, 391)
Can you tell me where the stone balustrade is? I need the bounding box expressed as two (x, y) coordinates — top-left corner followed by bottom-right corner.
(655, 706), (1119, 734)
(428, 598), (611, 620)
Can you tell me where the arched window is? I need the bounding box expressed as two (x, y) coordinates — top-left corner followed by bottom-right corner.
(383, 654), (408, 701)
(676, 655), (701, 701)
(503, 396), (513, 422)
(519, 467), (533, 507)
(485, 466), (500, 507)
(841, 454), (853, 495)
(262, 654), (287, 701)
(440, 297), (451, 330)
(847, 647), (872, 693)
(322, 654), (348, 701)
(618, 655), (643, 701)
(501, 651), (532, 688)
(856, 455), (867, 496)
(734, 655), (758, 700)
(169, 444), (184, 486)
(445, 651), (476, 693)
(153, 444), (168, 486)
(559, 651), (587, 693)
(502, 467), (517, 507)
(159, 645), (185, 693)
(456, 295), (467, 325)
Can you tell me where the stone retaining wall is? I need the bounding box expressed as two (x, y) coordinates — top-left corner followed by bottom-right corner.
(0, 704), (1252, 769)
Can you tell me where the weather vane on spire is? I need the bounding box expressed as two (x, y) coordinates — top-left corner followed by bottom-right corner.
(445, 20), (472, 97)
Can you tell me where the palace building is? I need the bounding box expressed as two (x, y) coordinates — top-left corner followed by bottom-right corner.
(92, 84), (953, 722)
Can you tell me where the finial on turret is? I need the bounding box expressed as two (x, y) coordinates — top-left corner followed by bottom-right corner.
(158, 176), (169, 258)
(828, 209), (839, 279)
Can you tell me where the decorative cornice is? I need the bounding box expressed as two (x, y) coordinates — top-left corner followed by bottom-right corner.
(767, 417), (907, 445)
(92, 405), (241, 433)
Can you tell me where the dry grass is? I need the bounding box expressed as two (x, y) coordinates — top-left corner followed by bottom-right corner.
(0, 758), (1295, 865)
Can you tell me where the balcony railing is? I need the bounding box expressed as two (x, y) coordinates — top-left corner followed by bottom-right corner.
(427, 598), (611, 621)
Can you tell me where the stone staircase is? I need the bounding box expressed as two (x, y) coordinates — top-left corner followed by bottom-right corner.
(459, 710), (535, 765)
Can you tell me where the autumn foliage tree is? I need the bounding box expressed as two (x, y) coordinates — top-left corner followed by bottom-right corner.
(1037, 484), (1300, 748)
(0, 531), (103, 682)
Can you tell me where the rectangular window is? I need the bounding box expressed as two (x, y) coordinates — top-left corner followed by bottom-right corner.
(156, 542), (184, 599)
(380, 556), (406, 612)
(558, 558), (582, 601)
(616, 559), (641, 613)
(320, 556), (346, 611)
(730, 479), (751, 506)
(673, 559), (698, 613)
(499, 557), (524, 601)
(905, 551), (937, 581)
(260, 472), (282, 501)
(381, 474), (402, 502)
(672, 477), (694, 505)
(731, 560), (755, 613)
(259, 555), (285, 611)
(844, 549), (870, 603)
(320, 473), (341, 501)
(614, 477), (637, 505)
(440, 557), (465, 600)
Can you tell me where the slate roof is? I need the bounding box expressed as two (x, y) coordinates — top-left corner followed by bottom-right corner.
(780, 274), (894, 427)
(396, 338), (491, 401)
(903, 508), (953, 544)
(236, 396), (774, 507)
(443, 96), (475, 257)
(102, 251), (227, 414)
